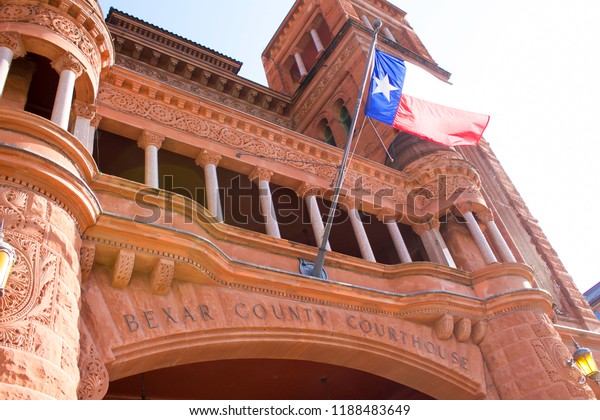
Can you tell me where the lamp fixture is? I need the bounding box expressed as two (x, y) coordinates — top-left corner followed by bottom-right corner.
(0, 220), (16, 298)
(568, 338), (600, 386)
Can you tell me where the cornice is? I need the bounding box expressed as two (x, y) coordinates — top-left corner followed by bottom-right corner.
(106, 8), (241, 74)
(111, 56), (292, 128)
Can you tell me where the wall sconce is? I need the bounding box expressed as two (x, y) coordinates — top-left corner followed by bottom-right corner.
(0, 220), (16, 298)
(568, 338), (600, 386)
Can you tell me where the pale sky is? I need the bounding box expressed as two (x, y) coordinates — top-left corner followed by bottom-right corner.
(98, 0), (600, 294)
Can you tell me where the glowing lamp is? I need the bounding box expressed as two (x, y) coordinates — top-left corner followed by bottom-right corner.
(0, 220), (15, 298)
(570, 338), (600, 386)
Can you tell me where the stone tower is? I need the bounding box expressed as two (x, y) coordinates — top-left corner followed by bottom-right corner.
(0, 0), (113, 399)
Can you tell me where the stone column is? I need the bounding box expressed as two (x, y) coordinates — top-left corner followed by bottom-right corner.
(384, 219), (412, 263)
(309, 28), (325, 53)
(478, 209), (517, 263)
(250, 167), (281, 238)
(50, 53), (84, 130)
(413, 220), (456, 268)
(195, 149), (223, 222)
(72, 102), (97, 153)
(0, 32), (26, 97)
(293, 51), (308, 77)
(0, 184), (84, 399)
(297, 183), (330, 251)
(137, 131), (165, 189)
(458, 204), (498, 265)
(480, 306), (595, 399)
(341, 197), (375, 262)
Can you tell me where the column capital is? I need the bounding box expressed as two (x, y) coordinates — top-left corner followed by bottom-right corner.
(376, 208), (399, 223)
(51, 52), (84, 77)
(455, 201), (474, 216)
(0, 32), (26, 58)
(137, 130), (165, 150)
(337, 194), (358, 211)
(72, 101), (97, 119)
(412, 219), (440, 236)
(296, 182), (321, 198)
(476, 208), (494, 224)
(249, 166), (273, 183)
(90, 115), (103, 128)
(195, 149), (222, 167)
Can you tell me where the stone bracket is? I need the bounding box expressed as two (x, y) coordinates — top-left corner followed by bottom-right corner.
(111, 249), (135, 289)
(151, 258), (175, 295)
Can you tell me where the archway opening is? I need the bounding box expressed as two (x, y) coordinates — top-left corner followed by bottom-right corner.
(105, 358), (434, 400)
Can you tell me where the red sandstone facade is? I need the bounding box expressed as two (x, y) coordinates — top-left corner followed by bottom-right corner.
(0, 0), (598, 400)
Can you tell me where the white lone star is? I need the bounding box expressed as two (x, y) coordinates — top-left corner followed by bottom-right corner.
(371, 73), (399, 102)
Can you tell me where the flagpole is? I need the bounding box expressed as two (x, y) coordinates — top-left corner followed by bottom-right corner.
(311, 19), (381, 278)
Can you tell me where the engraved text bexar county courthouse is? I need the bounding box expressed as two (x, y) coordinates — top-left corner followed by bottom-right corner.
(0, 0), (598, 400)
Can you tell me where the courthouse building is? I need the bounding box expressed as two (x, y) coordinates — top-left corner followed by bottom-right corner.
(0, 0), (599, 400)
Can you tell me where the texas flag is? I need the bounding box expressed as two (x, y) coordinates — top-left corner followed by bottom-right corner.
(365, 49), (490, 147)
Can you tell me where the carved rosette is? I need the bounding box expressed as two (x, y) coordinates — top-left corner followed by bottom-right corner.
(0, 32), (25, 57)
(0, 183), (83, 399)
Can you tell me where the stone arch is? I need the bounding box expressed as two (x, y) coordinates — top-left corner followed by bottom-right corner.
(102, 319), (484, 400)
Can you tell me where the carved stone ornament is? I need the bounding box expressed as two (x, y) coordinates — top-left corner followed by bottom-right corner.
(77, 327), (109, 400)
(249, 167), (273, 183)
(80, 241), (95, 282)
(0, 181), (82, 403)
(296, 182), (321, 198)
(51, 52), (84, 77)
(454, 318), (472, 342)
(0, 32), (25, 57)
(150, 258), (175, 295)
(433, 313), (454, 340)
(137, 130), (165, 150)
(0, 3), (100, 77)
(72, 101), (97, 119)
(195, 149), (222, 167)
(470, 320), (487, 345)
(111, 249), (135, 289)
(476, 208), (494, 224)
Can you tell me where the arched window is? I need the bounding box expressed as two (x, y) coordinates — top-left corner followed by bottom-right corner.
(320, 118), (336, 147)
(324, 125), (336, 146)
(340, 106), (352, 133)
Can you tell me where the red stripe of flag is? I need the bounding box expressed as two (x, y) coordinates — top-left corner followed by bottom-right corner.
(393, 94), (490, 147)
